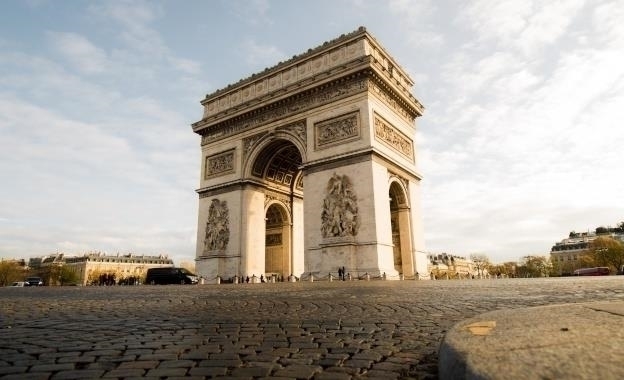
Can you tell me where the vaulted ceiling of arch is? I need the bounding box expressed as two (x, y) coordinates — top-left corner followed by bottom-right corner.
(252, 142), (303, 189)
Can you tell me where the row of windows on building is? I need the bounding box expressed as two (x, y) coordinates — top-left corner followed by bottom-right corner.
(552, 255), (579, 262)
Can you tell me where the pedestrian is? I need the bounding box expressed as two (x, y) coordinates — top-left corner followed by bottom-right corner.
(338, 267), (343, 280)
(342, 266), (346, 281)
(245, 276), (249, 283)
(260, 274), (265, 283)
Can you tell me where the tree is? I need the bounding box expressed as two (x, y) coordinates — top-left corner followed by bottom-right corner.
(43, 265), (79, 286)
(470, 254), (491, 278)
(517, 255), (551, 278)
(590, 237), (624, 273)
(0, 260), (24, 286)
(489, 262), (517, 278)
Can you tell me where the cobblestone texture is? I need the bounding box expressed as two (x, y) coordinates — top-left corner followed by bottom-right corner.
(1, 277), (624, 379)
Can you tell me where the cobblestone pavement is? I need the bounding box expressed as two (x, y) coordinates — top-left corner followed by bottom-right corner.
(1, 277), (624, 379)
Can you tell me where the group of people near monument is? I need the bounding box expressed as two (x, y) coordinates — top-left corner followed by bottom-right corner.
(337, 266), (348, 281)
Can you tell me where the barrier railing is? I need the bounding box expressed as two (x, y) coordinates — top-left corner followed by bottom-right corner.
(199, 270), (431, 284)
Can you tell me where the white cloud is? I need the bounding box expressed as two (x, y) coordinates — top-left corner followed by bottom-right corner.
(0, 94), (197, 261)
(418, 0), (624, 261)
(388, 0), (444, 49)
(241, 39), (287, 69)
(459, 0), (585, 57)
(593, 1), (624, 47)
(88, 0), (200, 74)
(47, 32), (109, 74)
(227, 0), (273, 26)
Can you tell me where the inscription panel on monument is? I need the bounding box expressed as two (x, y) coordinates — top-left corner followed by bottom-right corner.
(373, 113), (414, 161)
(205, 149), (235, 179)
(314, 111), (361, 150)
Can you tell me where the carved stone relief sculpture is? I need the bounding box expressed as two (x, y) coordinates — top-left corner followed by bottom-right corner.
(315, 111), (360, 149)
(321, 173), (360, 238)
(204, 199), (230, 252)
(373, 114), (413, 160)
(205, 150), (235, 179)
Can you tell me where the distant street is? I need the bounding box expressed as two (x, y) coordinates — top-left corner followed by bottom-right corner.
(1, 277), (623, 379)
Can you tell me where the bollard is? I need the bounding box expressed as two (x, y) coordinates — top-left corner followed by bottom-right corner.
(400, 273), (404, 281)
(329, 273), (333, 282)
(365, 273), (370, 281)
(310, 273), (314, 282)
(216, 276), (221, 285)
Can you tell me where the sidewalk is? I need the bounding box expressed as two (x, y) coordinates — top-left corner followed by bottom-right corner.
(439, 300), (624, 379)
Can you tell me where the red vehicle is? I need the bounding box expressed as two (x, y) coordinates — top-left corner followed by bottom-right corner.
(573, 267), (610, 276)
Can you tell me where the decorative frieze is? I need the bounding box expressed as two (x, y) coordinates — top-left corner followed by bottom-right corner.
(204, 149), (235, 179)
(373, 114), (413, 160)
(199, 75), (368, 145)
(321, 173), (359, 238)
(314, 111), (360, 150)
(201, 33), (367, 118)
(204, 199), (230, 253)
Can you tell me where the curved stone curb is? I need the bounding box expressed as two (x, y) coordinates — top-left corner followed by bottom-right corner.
(439, 301), (624, 380)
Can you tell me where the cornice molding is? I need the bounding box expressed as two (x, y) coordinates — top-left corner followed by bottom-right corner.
(194, 70), (421, 145)
(194, 27), (423, 129)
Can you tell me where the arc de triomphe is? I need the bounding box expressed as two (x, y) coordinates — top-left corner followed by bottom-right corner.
(192, 27), (428, 282)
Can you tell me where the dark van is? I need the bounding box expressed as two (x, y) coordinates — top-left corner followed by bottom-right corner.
(145, 267), (198, 285)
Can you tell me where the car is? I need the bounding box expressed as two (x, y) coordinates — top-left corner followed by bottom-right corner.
(145, 267), (198, 285)
(25, 277), (44, 286)
(10, 281), (29, 287)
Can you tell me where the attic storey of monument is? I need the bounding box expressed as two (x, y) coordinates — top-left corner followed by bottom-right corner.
(192, 27), (429, 283)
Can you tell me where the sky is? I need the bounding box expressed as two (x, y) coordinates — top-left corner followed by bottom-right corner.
(1, 0), (623, 265)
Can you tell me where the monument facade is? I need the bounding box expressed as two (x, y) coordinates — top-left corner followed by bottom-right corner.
(192, 27), (428, 282)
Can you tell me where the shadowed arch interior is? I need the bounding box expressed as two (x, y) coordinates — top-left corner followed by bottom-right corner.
(252, 140), (303, 190)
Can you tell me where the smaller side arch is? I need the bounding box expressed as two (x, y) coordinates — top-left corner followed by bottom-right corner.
(264, 202), (292, 281)
(388, 176), (410, 210)
(388, 176), (415, 277)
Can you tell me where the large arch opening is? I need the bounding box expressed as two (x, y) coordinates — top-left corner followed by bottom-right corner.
(249, 138), (304, 280)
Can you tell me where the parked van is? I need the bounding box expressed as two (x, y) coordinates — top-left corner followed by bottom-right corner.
(573, 267), (610, 276)
(145, 267), (198, 285)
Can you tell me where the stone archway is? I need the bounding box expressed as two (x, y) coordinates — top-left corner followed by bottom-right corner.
(246, 137), (304, 280)
(389, 180), (415, 277)
(265, 203), (290, 281)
